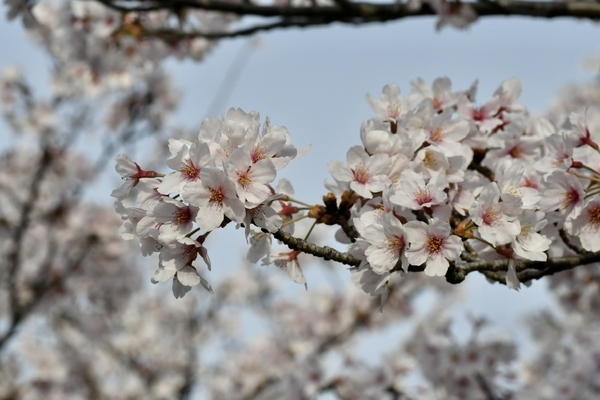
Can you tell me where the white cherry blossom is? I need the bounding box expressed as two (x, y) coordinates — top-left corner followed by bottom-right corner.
(158, 141), (213, 195)
(227, 147), (276, 206)
(470, 183), (520, 246)
(182, 167), (246, 232)
(390, 169), (448, 210)
(404, 218), (463, 276)
(327, 145), (391, 199)
(570, 198), (600, 251)
(357, 213), (409, 274)
(365, 83), (414, 125)
(538, 170), (585, 223)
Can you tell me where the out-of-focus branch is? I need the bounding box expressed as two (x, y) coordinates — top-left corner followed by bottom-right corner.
(93, 1), (600, 40)
(0, 234), (99, 352)
(99, 0), (600, 20)
(3, 142), (54, 348)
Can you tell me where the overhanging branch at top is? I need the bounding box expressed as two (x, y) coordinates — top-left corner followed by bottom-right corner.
(96, 0), (600, 39)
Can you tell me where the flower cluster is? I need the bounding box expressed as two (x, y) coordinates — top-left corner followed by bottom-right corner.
(113, 76), (600, 301)
(113, 108), (306, 297)
(329, 77), (600, 299)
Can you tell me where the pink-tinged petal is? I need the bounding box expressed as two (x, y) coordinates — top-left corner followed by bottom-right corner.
(403, 221), (428, 243)
(110, 179), (136, 200)
(361, 225), (387, 244)
(200, 276), (214, 294)
(151, 266), (176, 283)
(172, 277), (192, 298)
(251, 159), (277, 183)
(441, 235), (463, 260)
(328, 160), (353, 182)
(366, 175), (391, 193)
(252, 206), (282, 233)
(181, 181), (210, 207)
(177, 266), (201, 286)
(367, 247), (397, 274)
(198, 246), (211, 271)
(346, 146), (367, 169)
(406, 247), (429, 266)
(158, 172), (186, 195)
(224, 197), (246, 224)
(424, 253), (449, 277)
(199, 167), (224, 188)
(244, 184), (271, 206)
(136, 216), (158, 237)
(196, 205), (224, 231)
(350, 181), (373, 199)
(506, 259), (521, 291)
(288, 261), (306, 285)
(366, 153), (391, 175)
(114, 154), (137, 177)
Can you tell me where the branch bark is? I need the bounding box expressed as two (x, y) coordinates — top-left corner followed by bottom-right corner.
(95, 1), (600, 40)
(273, 229), (600, 287)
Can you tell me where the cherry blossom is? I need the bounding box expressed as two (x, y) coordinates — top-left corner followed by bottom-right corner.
(365, 83), (414, 126)
(403, 218), (463, 276)
(570, 198), (600, 251)
(538, 170), (585, 223)
(327, 145), (391, 199)
(182, 167), (246, 232)
(470, 182), (520, 246)
(357, 213), (409, 274)
(390, 169), (448, 210)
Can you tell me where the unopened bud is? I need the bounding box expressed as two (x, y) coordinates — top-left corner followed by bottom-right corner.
(571, 160), (583, 169)
(454, 220), (474, 239)
(495, 245), (514, 259)
(323, 192), (338, 213)
(308, 205), (326, 220)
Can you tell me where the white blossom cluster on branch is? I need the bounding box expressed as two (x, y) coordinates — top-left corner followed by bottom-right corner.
(113, 75), (600, 302)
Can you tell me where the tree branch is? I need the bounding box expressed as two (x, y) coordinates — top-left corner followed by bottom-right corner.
(446, 249), (600, 285)
(275, 227), (600, 287)
(99, 0), (600, 21)
(96, 0), (600, 41)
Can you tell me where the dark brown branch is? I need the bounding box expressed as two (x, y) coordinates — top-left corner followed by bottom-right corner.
(446, 249), (600, 285)
(274, 227), (600, 286)
(98, 0), (600, 41)
(273, 229), (361, 266)
(558, 228), (587, 255)
(99, 0), (600, 21)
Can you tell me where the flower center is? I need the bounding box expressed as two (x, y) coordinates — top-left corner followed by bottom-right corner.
(415, 188), (433, 205)
(209, 188), (224, 205)
(175, 207), (192, 225)
(552, 153), (569, 166)
(387, 102), (400, 119)
(508, 145), (522, 158)
(482, 206), (501, 226)
(388, 235), (405, 253)
(422, 150), (441, 170)
(251, 146), (268, 163)
(237, 168), (252, 187)
(588, 204), (600, 227)
(563, 188), (580, 210)
(426, 236), (443, 254)
(180, 159), (200, 180)
(353, 166), (371, 184)
(429, 127), (444, 144)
